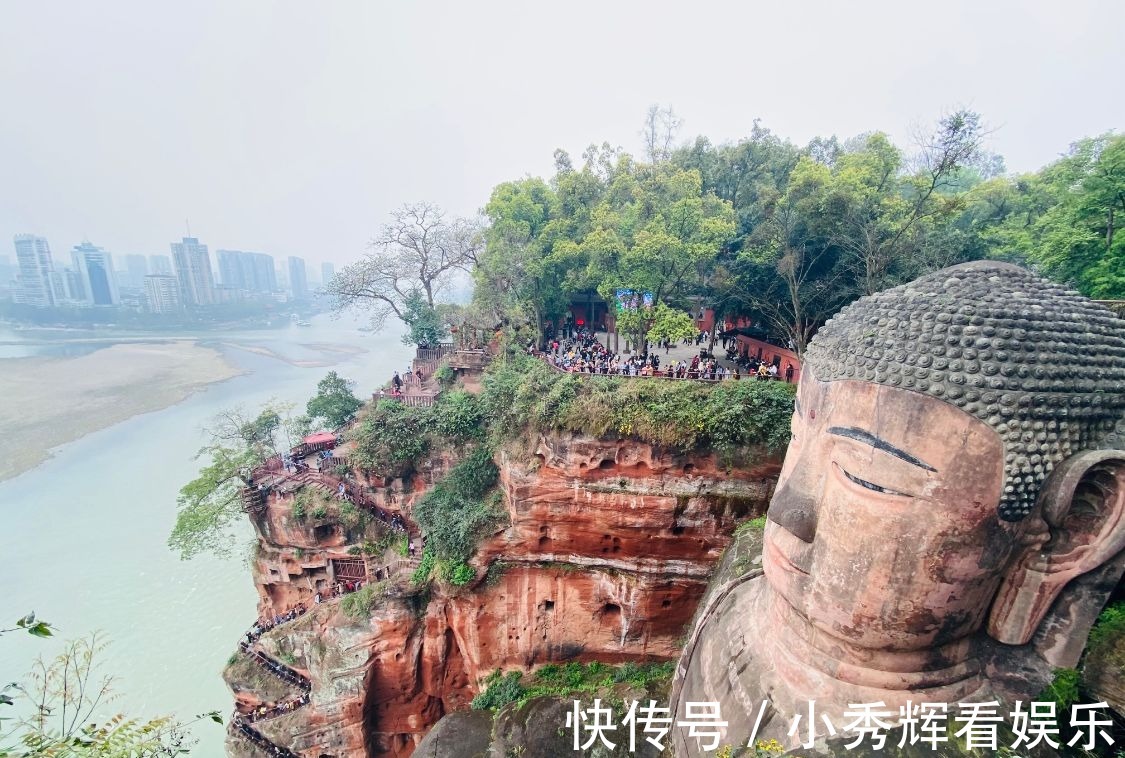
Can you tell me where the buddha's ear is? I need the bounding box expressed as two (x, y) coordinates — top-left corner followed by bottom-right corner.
(988, 450), (1125, 653)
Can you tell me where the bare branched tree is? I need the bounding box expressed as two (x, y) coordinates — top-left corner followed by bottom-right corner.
(329, 202), (483, 329)
(842, 110), (987, 294)
(641, 104), (682, 164)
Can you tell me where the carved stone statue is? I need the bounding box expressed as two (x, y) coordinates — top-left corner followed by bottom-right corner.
(671, 261), (1125, 755)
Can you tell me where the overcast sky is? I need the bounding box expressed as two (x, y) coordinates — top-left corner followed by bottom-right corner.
(2, 0), (1121, 269)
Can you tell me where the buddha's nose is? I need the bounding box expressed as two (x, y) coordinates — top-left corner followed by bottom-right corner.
(767, 477), (818, 543)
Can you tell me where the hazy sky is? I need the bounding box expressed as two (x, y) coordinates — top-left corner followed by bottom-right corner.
(2, 1), (1121, 268)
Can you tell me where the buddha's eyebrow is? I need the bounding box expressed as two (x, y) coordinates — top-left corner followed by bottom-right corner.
(827, 426), (937, 472)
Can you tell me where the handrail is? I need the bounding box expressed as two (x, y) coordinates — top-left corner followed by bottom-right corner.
(536, 351), (786, 383)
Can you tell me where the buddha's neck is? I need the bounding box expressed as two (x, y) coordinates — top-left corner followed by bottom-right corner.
(765, 587), (987, 702)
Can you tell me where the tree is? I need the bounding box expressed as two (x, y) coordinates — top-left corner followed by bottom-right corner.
(474, 178), (567, 344)
(168, 404), (291, 560)
(982, 133), (1125, 298)
(580, 163), (737, 349)
(329, 202), (483, 330)
(727, 157), (854, 354)
(641, 104), (682, 164)
(306, 371), (361, 429)
(399, 292), (449, 347)
(835, 111), (985, 294)
(644, 303), (697, 346)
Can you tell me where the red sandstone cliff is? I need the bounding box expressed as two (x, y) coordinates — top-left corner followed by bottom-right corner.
(226, 434), (780, 757)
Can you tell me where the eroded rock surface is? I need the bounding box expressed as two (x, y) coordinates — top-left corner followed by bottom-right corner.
(226, 433), (780, 757)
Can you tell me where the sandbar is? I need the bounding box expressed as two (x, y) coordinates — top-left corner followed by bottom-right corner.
(0, 341), (243, 482)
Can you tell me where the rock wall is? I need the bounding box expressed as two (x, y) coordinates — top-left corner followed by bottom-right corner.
(228, 434), (781, 757)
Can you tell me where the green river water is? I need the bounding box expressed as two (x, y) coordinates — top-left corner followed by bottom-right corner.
(0, 314), (412, 756)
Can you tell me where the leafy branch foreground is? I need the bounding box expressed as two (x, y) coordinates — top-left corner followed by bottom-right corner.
(2, 629), (222, 757)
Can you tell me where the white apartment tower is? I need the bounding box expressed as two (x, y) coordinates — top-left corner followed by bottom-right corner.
(13, 234), (56, 307)
(170, 236), (215, 306)
(144, 274), (181, 313)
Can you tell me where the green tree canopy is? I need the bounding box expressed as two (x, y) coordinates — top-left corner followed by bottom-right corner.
(399, 291), (450, 347)
(168, 404), (294, 560)
(306, 371), (362, 429)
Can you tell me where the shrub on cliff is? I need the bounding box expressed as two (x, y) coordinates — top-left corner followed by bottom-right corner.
(348, 400), (430, 476)
(480, 353), (795, 457)
(348, 392), (485, 478)
(470, 661), (675, 712)
(340, 584), (381, 619)
(430, 390), (485, 444)
(412, 447), (504, 567)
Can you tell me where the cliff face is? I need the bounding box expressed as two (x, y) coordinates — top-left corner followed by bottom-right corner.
(227, 434), (780, 757)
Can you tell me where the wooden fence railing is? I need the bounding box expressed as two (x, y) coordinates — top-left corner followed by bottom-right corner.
(415, 344), (455, 362)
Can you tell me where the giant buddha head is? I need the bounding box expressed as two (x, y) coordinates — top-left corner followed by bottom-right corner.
(766, 260), (1125, 663)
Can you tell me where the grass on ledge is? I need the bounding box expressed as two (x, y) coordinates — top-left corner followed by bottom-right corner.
(470, 660), (675, 712)
(479, 352), (795, 457)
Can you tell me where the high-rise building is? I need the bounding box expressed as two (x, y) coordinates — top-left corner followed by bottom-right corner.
(171, 237), (215, 306)
(252, 253), (278, 293)
(121, 254), (149, 289)
(48, 271), (69, 303)
(149, 254), (174, 276)
(321, 262), (335, 289)
(216, 250), (278, 294)
(144, 274), (181, 313)
(13, 234), (56, 307)
(63, 268), (86, 301)
(71, 242), (119, 305)
(288, 256), (308, 300)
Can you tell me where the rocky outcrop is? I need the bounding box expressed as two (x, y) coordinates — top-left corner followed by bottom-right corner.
(227, 433), (781, 756)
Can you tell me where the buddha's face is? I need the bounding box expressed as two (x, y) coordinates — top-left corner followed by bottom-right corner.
(765, 370), (1013, 651)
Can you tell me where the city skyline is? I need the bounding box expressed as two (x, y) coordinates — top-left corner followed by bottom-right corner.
(6, 231), (335, 308)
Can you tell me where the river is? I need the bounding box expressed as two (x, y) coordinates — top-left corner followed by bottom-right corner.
(0, 313), (412, 756)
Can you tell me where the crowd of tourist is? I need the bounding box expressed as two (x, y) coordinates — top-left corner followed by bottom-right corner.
(314, 578), (366, 605)
(246, 605), (308, 645)
(241, 692), (311, 724)
(535, 331), (793, 381)
(231, 716), (301, 758)
(237, 642), (311, 692)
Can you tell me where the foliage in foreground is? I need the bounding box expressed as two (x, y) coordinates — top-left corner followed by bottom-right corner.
(470, 661), (675, 712)
(1, 630), (217, 757)
(480, 352), (795, 456)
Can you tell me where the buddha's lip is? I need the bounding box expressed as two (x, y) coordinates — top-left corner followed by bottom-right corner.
(765, 529), (810, 576)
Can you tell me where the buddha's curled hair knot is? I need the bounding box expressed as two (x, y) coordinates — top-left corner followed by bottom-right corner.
(804, 261), (1125, 521)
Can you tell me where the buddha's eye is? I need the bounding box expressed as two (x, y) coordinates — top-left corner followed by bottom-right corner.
(840, 467), (905, 496)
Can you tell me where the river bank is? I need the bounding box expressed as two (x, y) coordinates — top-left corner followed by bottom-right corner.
(0, 341), (243, 482)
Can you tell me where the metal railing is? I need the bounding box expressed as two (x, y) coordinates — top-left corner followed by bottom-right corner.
(414, 343), (455, 362)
